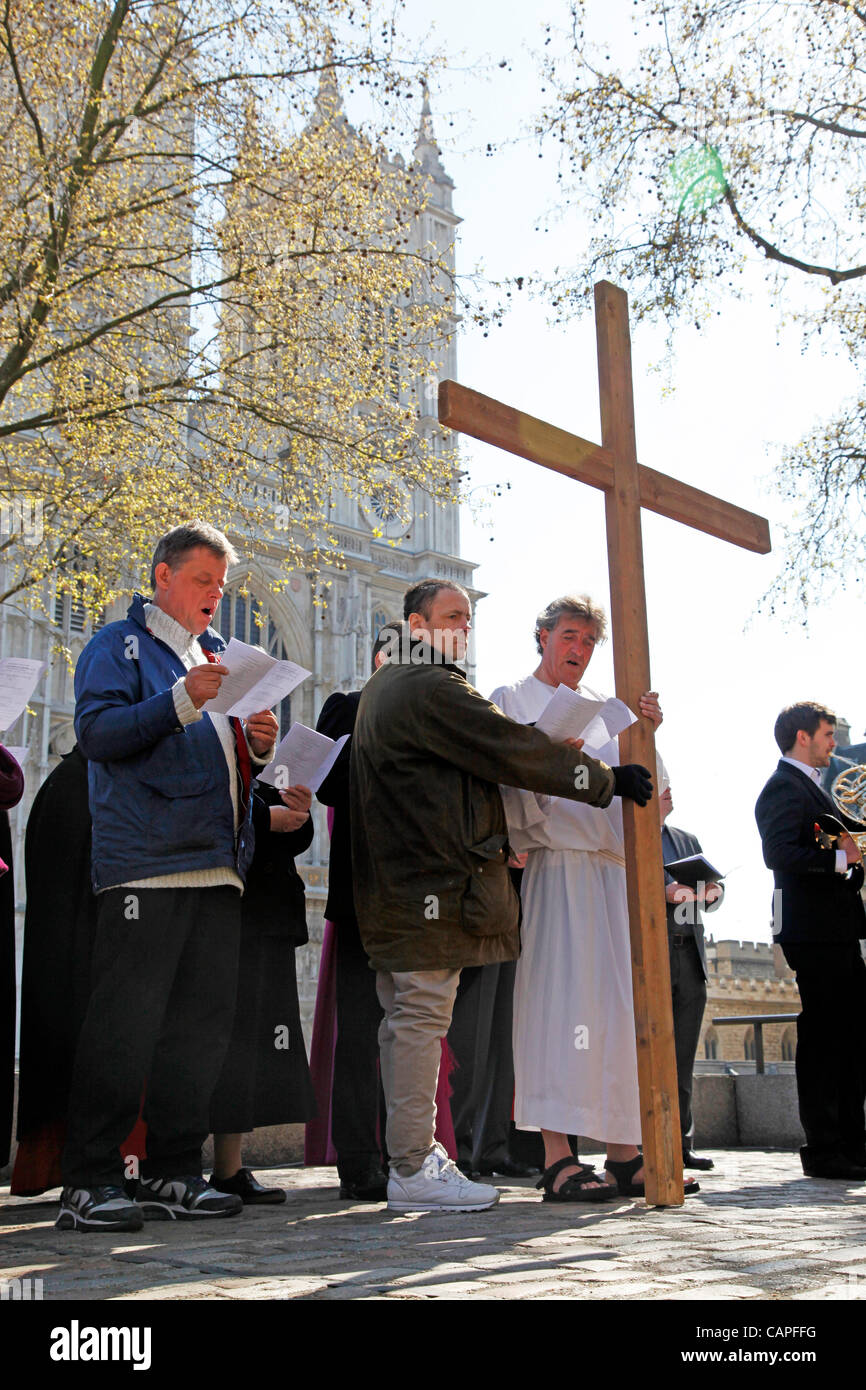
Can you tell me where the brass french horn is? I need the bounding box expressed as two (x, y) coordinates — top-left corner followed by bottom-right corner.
(830, 756), (866, 860)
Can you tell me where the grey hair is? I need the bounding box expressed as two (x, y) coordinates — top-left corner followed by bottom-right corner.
(534, 594), (607, 655)
(150, 521), (238, 588)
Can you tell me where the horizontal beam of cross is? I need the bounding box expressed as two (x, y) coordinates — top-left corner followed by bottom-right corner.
(439, 380), (771, 555)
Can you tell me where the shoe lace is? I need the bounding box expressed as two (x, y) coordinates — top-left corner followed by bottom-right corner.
(182, 1176), (210, 1196)
(142, 1175), (207, 1198)
(423, 1151), (472, 1186)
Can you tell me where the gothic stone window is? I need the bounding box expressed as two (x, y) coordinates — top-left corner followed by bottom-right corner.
(371, 608), (389, 638)
(52, 544), (106, 638)
(54, 590), (87, 635)
(53, 588), (105, 638)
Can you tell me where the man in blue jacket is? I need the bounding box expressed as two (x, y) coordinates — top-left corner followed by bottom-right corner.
(57, 521), (277, 1231)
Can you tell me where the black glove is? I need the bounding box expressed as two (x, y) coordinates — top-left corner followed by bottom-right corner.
(612, 764), (653, 806)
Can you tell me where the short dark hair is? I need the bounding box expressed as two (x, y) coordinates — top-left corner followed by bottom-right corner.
(371, 622), (402, 672)
(403, 578), (469, 621)
(534, 594), (607, 655)
(774, 702), (836, 754)
(150, 521), (238, 588)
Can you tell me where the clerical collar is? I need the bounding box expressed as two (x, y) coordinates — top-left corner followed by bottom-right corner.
(780, 755), (823, 786)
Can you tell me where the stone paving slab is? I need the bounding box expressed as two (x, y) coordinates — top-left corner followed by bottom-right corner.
(663, 1284), (767, 1300)
(2, 1149), (866, 1301)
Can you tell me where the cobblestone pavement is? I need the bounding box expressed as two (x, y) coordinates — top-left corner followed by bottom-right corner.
(2, 1149), (865, 1301)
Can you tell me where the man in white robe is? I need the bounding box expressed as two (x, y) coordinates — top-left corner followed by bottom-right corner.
(491, 594), (663, 1199)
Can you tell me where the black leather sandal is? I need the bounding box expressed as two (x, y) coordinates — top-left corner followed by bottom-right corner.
(535, 1156), (617, 1203)
(604, 1153), (699, 1197)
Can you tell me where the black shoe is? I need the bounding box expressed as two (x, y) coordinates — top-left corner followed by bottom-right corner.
(209, 1167), (287, 1205)
(56, 1185), (144, 1232)
(477, 1156), (541, 1179)
(456, 1159), (477, 1178)
(338, 1167), (388, 1201)
(682, 1149), (715, 1171)
(800, 1146), (866, 1181)
(136, 1175), (243, 1219)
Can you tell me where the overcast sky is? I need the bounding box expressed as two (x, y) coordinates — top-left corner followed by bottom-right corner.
(393, 0), (866, 948)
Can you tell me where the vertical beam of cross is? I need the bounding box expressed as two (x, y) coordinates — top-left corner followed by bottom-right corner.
(596, 281), (683, 1206)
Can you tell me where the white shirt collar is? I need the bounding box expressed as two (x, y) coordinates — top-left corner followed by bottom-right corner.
(530, 674), (604, 701)
(780, 754), (822, 786)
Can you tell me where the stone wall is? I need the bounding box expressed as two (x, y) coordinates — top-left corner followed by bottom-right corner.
(701, 938), (799, 1065)
(692, 1073), (805, 1149)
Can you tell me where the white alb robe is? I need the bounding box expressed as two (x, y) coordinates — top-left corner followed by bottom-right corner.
(490, 673), (641, 1143)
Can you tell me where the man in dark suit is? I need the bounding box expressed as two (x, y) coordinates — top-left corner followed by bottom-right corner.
(447, 949), (538, 1180)
(755, 701), (866, 1180)
(660, 784), (723, 1172)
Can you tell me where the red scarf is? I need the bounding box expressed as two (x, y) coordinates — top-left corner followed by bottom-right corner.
(202, 647), (252, 809)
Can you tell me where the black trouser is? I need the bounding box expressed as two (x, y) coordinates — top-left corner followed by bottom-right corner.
(332, 915), (385, 1178)
(668, 935), (707, 1147)
(782, 941), (866, 1161)
(62, 886), (240, 1188)
(448, 961), (517, 1170)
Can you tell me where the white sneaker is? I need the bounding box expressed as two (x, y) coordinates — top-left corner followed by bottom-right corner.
(388, 1145), (501, 1213)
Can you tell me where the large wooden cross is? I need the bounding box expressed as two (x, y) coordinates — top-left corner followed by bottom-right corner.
(439, 280), (771, 1206)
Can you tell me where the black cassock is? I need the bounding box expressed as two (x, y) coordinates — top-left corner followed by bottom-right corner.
(0, 745), (25, 1169)
(15, 750), (95, 1158)
(209, 781), (316, 1133)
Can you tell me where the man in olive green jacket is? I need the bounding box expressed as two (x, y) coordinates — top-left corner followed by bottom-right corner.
(350, 580), (652, 1213)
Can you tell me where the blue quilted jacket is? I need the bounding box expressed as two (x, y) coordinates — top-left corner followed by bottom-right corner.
(74, 593), (254, 892)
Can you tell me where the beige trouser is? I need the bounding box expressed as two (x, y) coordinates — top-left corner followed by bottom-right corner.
(376, 968), (462, 1177)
